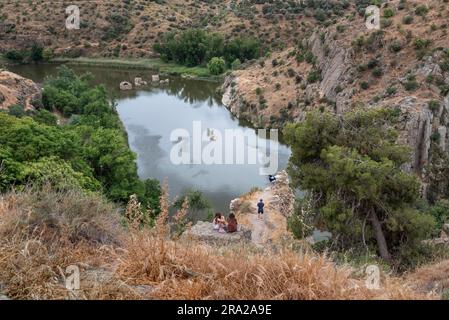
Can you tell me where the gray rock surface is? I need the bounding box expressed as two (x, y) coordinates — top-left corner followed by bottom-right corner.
(182, 221), (251, 245)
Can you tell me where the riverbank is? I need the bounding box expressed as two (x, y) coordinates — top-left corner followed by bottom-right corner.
(50, 57), (223, 82)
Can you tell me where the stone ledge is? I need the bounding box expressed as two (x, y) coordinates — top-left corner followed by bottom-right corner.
(181, 221), (251, 246)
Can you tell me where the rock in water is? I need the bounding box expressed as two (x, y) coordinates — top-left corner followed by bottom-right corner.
(119, 81), (132, 90)
(152, 74), (160, 82)
(182, 221), (251, 245)
(134, 77), (147, 86)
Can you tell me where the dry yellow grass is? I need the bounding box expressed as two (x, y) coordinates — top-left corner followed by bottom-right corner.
(0, 187), (439, 300)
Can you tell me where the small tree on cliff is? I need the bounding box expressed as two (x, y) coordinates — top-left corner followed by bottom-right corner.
(284, 108), (435, 261)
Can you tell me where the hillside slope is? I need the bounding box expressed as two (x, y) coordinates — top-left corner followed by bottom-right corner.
(0, 186), (442, 300)
(221, 0), (449, 197)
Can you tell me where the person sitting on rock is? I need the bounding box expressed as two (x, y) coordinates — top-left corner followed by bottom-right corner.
(213, 213), (226, 231)
(226, 213), (238, 233)
(212, 213), (221, 230)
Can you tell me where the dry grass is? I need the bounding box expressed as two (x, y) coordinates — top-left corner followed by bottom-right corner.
(116, 229), (434, 300)
(404, 260), (449, 297)
(0, 187), (439, 300)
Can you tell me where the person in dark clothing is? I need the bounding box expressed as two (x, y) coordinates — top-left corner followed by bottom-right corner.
(226, 213), (238, 233)
(257, 199), (264, 219)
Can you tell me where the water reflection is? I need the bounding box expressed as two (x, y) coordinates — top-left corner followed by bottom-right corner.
(7, 63), (291, 215)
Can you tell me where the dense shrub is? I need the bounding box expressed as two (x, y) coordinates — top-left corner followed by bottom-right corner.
(207, 57), (226, 75)
(154, 29), (260, 67)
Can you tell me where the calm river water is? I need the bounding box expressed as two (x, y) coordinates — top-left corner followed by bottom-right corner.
(7, 64), (291, 215)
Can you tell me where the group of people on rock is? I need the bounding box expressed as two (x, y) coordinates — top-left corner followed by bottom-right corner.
(212, 199), (266, 233)
(212, 175), (274, 233)
(213, 213), (238, 233)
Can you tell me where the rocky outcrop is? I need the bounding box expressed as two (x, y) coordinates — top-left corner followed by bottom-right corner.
(181, 221), (251, 246)
(307, 32), (355, 113)
(428, 237), (449, 246)
(221, 74), (240, 118)
(265, 171), (295, 217)
(0, 70), (41, 110)
(395, 97), (434, 175)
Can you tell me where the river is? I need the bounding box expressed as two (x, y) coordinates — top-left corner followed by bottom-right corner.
(7, 63), (291, 216)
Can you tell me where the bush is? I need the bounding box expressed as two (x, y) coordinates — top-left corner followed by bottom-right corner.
(207, 57), (226, 75)
(42, 48), (53, 62)
(383, 8), (395, 18)
(5, 50), (25, 63)
(414, 38), (431, 50)
(403, 75), (419, 91)
(402, 16), (413, 24)
(415, 5), (429, 17)
(360, 81), (370, 90)
(33, 109), (57, 126)
(231, 58), (242, 70)
(428, 100), (440, 115)
(307, 70), (320, 83)
(389, 41), (403, 53)
(8, 104), (25, 117)
(30, 43), (43, 63)
(429, 201), (449, 236)
(386, 86), (397, 96)
(372, 67), (383, 77)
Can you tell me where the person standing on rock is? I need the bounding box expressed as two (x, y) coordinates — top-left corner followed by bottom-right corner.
(257, 199), (264, 219)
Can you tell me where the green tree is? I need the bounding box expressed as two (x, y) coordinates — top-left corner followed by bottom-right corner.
(284, 109), (435, 261)
(33, 109), (58, 126)
(30, 43), (44, 63)
(207, 57), (226, 75)
(1, 67), (161, 210)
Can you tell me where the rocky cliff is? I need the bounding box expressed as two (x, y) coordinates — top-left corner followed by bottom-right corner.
(0, 70), (41, 110)
(221, 0), (449, 192)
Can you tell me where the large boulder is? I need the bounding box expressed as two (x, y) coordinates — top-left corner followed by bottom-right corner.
(182, 221), (251, 246)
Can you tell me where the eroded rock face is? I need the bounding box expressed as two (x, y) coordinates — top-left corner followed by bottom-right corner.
(395, 97), (434, 175)
(307, 31), (354, 113)
(0, 70), (41, 110)
(181, 221), (251, 246)
(268, 171), (295, 218)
